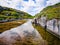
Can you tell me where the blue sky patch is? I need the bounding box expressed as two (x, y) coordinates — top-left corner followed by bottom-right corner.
(0, 0), (60, 16)
(16, 2), (24, 9)
(23, 0), (29, 1)
(33, 0), (36, 3)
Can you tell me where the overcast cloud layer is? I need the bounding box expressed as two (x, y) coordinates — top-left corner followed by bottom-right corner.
(0, 0), (60, 16)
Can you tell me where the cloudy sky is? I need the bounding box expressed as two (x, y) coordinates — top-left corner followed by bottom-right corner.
(0, 0), (60, 16)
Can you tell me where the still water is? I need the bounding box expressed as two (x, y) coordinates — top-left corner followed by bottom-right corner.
(0, 20), (45, 45)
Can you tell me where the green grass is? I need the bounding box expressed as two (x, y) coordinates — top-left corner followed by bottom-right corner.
(0, 6), (34, 21)
(0, 20), (26, 32)
(35, 3), (60, 20)
(33, 24), (60, 45)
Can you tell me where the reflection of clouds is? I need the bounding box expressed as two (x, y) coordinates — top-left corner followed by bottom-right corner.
(9, 31), (21, 41)
(0, 20), (42, 45)
(23, 30), (36, 38)
(23, 22), (28, 25)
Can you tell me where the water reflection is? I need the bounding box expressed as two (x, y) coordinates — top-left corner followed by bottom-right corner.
(0, 20), (45, 45)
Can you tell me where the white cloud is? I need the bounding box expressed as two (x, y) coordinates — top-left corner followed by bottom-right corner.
(46, 0), (60, 6)
(0, 0), (22, 8)
(0, 0), (60, 16)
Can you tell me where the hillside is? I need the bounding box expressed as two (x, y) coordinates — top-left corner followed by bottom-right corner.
(35, 3), (60, 20)
(0, 6), (33, 21)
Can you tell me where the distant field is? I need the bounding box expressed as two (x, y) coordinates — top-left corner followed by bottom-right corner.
(0, 20), (26, 32)
(33, 24), (60, 45)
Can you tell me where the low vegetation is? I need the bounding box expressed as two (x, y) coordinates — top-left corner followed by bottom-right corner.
(35, 3), (60, 20)
(0, 5), (34, 32)
(0, 6), (34, 21)
(33, 24), (60, 45)
(0, 20), (26, 32)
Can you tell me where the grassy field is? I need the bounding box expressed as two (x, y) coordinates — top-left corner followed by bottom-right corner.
(33, 24), (60, 45)
(0, 20), (26, 32)
(35, 3), (60, 20)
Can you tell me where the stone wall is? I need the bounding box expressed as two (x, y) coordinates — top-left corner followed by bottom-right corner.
(34, 16), (60, 38)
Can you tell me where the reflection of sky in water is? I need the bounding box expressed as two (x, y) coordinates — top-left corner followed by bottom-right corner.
(0, 20), (43, 44)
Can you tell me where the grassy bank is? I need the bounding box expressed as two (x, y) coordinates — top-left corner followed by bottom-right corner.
(33, 24), (60, 45)
(35, 3), (60, 20)
(0, 20), (26, 32)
